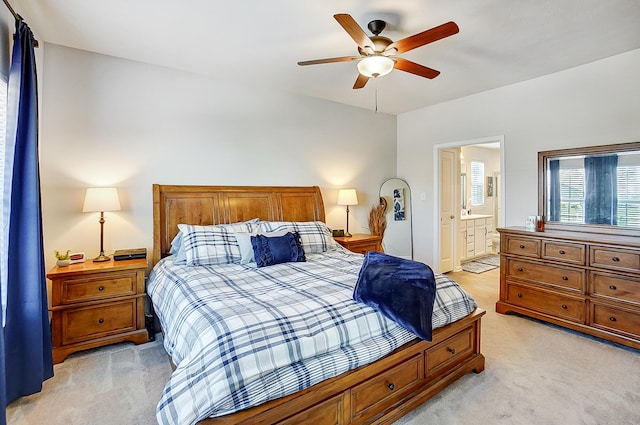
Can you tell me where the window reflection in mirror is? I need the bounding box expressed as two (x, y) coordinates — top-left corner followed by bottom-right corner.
(539, 142), (640, 235)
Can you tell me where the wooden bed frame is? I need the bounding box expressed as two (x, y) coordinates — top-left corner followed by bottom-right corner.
(152, 184), (485, 425)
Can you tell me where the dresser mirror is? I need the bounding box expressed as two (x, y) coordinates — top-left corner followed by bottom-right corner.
(380, 178), (413, 259)
(538, 141), (640, 236)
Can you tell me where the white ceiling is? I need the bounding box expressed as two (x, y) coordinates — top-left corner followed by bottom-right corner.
(16, 0), (640, 115)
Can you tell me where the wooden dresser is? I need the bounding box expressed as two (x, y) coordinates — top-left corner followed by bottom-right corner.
(496, 227), (640, 350)
(47, 258), (149, 363)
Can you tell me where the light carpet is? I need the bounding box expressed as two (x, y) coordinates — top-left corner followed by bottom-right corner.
(7, 272), (640, 425)
(461, 254), (500, 273)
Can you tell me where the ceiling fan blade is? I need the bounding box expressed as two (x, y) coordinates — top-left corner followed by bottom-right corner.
(298, 56), (360, 66)
(394, 58), (441, 79)
(334, 14), (375, 53)
(386, 21), (459, 54)
(353, 73), (369, 89)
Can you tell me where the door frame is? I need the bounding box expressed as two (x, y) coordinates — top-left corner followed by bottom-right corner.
(433, 135), (505, 273)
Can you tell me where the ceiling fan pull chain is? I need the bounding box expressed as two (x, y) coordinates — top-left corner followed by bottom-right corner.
(375, 85), (378, 113)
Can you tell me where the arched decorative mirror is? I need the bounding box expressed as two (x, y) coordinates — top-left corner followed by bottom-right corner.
(379, 178), (413, 259)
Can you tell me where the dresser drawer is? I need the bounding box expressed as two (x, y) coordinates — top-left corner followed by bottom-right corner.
(504, 236), (540, 257)
(590, 246), (640, 273)
(506, 258), (585, 292)
(542, 241), (586, 265)
(506, 283), (585, 322)
(426, 326), (473, 378)
(590, 302), (640, 340)
(589, 271), (640, 306)
(62, 300), (136, 345)
(350, 354), (422, 420)
(60, 271), (137, 304)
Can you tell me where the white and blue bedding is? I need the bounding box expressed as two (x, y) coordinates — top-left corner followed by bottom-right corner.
(148, 247), (477, 425)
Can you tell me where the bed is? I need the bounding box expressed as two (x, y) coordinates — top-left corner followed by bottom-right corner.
(149, 184), (485, 425)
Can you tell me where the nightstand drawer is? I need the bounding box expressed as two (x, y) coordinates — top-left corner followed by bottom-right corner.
(346, 241), (380, 254)
(61, 271), (137, 304)
(62, 300), (137, 345)
(334, 234), (383, 254)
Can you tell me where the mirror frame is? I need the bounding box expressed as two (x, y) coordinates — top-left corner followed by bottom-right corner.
(538, 141), (640, 237)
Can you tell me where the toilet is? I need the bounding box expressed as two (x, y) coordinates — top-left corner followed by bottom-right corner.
(490, 232), (500, 253)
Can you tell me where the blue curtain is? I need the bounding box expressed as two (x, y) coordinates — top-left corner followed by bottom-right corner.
(548, 159), (561, 221)
(1, 19), (53, 422)
(584, 155), (618, 225)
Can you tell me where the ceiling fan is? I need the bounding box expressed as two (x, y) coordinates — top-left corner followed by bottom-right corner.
(298, 14), (459, 89)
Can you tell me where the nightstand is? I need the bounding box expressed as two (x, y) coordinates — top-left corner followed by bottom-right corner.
(47, 258), (148, 363)
(334, 233), (383, 254)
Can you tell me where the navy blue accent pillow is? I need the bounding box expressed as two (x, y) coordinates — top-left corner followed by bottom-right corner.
(353, 251), (437, 341)
(251, 232), (306, 267)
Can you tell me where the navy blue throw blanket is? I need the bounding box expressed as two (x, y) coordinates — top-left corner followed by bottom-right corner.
(353, 252), (437, 341)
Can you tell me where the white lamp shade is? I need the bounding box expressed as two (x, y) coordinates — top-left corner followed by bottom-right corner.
(337, 189), (358, 206)
(82, 187), (121, 212)
(357, 56), (394, 78)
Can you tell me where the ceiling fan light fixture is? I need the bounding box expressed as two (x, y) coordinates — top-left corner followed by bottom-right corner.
(357, 55), (394, 78)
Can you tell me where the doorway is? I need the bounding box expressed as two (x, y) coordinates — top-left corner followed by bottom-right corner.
(435, 136), (504, 273)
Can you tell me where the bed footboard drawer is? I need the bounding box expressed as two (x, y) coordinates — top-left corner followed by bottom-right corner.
(350, 354), (423, 421)
(425, 326), (473, 378)
(278, 394), (345, 425)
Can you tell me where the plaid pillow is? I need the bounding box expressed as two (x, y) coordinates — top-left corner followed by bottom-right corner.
(258, 221), (336, 254)
(178, 222), (257, 266)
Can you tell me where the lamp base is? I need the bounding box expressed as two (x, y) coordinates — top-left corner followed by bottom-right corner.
(92, 254), (111, 262)
(344, 232), (353, 237)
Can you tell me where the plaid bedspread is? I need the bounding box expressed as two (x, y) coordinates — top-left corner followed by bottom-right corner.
(147, 248), (477, 425)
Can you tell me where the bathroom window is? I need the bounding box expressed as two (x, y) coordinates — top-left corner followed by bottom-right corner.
(470, 161), (484, 206)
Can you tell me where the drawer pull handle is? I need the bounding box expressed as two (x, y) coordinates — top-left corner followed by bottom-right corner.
(446, 347), (456, 355)
(609, 285), (617, 290)
(561, 276), (568, 281)
(98, 318), (105, 324)
(517, 267), (523, 272)
(561, 304), (567, 309)
(388, 383), (395, 391)
(609, 316), (617, 322)
(558, 250), (565, 255)
(519, 245), (525, 249)
(612, 257), (620, 262)
(517, 293), (523, 298)
(98, 286), (104, 291)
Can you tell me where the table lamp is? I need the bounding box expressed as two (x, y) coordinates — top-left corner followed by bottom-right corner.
(83, 187), (121, 262)
(337, 188), (358, 237)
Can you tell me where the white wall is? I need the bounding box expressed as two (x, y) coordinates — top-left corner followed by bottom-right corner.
(398, 48), (640, 269)
(40, 44), (397, 270)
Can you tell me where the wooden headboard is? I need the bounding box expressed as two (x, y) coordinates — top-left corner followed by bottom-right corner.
(152, 184), (326, 266)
